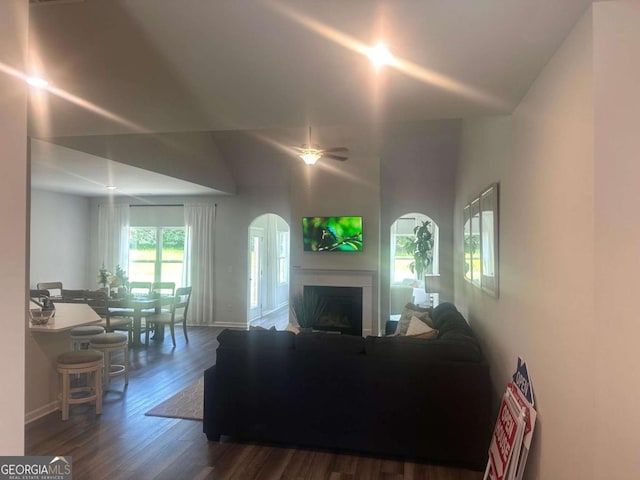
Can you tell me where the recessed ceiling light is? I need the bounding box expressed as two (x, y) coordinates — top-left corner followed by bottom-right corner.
(105, 185), (117, 191)
(26, 76), (49, 88)
(367, 42), (393, 69)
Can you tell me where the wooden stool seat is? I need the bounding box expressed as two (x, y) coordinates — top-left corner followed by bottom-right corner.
(69, 325), (105, 350)
(90, 333), (129, 389)
(57, 350), (103, 421)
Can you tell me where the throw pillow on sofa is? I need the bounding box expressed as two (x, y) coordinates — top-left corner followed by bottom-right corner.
(285, 322), (301, 334)
(405, 315), (438, 339)
(394, 303), (433, 336)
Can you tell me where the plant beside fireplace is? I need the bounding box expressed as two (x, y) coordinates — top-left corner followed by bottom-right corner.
(290, 290), (326, 330)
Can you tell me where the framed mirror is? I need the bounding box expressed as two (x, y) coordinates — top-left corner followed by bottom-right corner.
(463, 205), (472, 283)
(480, 184), (499, 297)
(463, 183), (499, 297)
(469, 199), (481, 287)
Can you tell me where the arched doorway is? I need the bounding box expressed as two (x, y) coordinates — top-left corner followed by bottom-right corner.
(247, 213), (290, 329)
(389, 212), (439, 315)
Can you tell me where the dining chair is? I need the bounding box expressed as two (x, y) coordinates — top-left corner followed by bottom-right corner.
(62, 289), (87, 303)
(151, 281), (176, 318)
(146, 286), (192, 347)
(83, 290), (133, 342)
(151, 281), (176, 296)
(37, 281), (63, 299)
(29, 289), (50, 304)
(129, 281), (152, 296)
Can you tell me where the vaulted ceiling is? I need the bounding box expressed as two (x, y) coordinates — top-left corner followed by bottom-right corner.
(27, 0), (593, 196)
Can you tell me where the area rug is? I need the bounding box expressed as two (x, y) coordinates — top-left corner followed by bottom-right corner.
(145, 378), (203, 421)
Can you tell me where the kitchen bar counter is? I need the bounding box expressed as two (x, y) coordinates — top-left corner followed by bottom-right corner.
(29, 302), (101, 333)
(26, 302), (102, 423)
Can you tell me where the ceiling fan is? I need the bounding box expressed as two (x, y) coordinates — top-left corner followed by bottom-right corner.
(292, 127), (349, 165)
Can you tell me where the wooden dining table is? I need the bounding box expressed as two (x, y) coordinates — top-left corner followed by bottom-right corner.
(108, 294), (173, 346)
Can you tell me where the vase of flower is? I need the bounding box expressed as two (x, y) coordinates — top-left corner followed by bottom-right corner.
(98, 264), (111, 294)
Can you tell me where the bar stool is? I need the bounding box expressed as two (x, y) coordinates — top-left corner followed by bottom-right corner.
(57, 350), (103, 421)
(69, 325), (105, 350)
(89, 332), (129, 389)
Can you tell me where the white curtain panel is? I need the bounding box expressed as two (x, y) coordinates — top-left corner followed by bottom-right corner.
(184, 202), (216, 325)
(97, 203), (130, 281)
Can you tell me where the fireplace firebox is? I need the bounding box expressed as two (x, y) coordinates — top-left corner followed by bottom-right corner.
(304, 285), (363, 336)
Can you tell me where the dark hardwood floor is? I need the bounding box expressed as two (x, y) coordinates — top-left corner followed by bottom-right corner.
(26, 326), (483, 480)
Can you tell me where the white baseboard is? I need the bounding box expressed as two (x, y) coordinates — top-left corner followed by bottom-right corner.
(25, 401), (59, 424)
(210, 321), (246, 329)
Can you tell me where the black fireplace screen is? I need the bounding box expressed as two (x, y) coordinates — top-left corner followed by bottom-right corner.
(303, 285), (363, 336)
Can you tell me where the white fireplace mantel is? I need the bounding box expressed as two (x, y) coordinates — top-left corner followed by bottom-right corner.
(292, 268), (375, 337)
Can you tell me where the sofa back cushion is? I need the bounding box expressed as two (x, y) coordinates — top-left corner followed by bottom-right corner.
(217, 329), (295, 351)
(431, 303), (475, 335)
(364, 335), (483, 363)
(294, 332), (365, 354)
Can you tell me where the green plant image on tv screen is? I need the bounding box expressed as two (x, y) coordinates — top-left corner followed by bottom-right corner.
(302, 216), (363, 252)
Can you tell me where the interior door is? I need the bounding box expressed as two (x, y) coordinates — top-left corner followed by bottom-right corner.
(249, 227), (265, 320)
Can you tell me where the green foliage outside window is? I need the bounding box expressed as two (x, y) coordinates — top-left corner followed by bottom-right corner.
(129, 228), (184, 250)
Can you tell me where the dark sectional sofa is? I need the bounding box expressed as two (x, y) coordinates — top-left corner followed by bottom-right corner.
(203, 302), (492, 470)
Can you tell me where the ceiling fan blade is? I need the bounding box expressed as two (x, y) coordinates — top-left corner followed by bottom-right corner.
(324, 154), (348, 161)
(322, 147), (349, 153)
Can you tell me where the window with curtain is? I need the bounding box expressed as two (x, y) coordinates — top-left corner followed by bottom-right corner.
(184, 202), (216, 326)
(128, 226), (185, 286)
(97, 203), (130, 278)
(127, 206), (185, 286)
(278, 231), (289, 285)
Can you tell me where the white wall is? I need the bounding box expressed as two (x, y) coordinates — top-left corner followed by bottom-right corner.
(380, 120), (460, 327)
(0, 0), (27, 455)
(289, 154), (380, 273)
(592, 3), (640, 478)
(289, 145), (381, 331)
(455, 8), (596, 480)
(30, 190), (91, 289)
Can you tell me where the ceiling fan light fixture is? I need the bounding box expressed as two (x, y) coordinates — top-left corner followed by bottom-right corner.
(300, 150), (321, 165)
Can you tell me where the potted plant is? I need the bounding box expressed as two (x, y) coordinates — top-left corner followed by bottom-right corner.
(97, 264), (112, 294)
(110, 264), (129, 297)
(407, 220), (435, 282)
(290, 290), (326, 332)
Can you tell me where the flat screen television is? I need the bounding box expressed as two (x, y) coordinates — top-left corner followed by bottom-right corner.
(302, 216), (363, 252)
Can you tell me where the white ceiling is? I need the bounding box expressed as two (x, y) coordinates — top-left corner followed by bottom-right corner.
(27, 0), (594, 196)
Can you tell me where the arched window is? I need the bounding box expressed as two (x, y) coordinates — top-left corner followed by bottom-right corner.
(390, 212), (439, 285)
(389, 213), (439, 311)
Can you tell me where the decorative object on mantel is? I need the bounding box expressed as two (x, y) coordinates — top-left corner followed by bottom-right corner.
(290, 290), (326, 332)
(463, 182), (499, 297)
